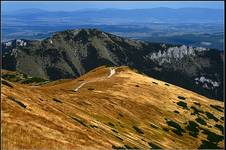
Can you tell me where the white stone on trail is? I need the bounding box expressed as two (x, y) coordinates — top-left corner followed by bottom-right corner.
(74, 83), (86, 92)
(107, 68), (116, 78)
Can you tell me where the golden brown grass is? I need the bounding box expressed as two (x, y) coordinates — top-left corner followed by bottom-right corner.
(1, 66), (224, 149)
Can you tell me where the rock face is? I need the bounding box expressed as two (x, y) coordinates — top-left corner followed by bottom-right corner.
(2, 28), (224, 100)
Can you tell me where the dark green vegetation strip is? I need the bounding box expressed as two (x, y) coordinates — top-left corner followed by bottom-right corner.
(214, 124), (224, 134)
(162, 127), (169, 132)
(8, 96), (26, 108)
(112, 145), (125, 149)
(112, 144), (137, 149)
(108, 122), (115, 127)
(176, 101), (189, 110)
(2, 80), (13, 88)
(195, 117), (207, 125)
(185, 121), (199, 138)
(89, 125), (98, 128)
(166, 120), (185, 136)
(191, 106), (204, 115)
(71, 116), (88, 127)
(198, 140), (222, 149)
(2, 74), (20, 82)
(205, 112), (219, 122)
(148, 142), (162, 149)
(201, 128), (224, 143)
(124, 144), (135, 149)
(112, 129), (118, 133)
(118, 113), (124, 117)
(133, 126), (144, 134)
(193, 102), (201, 106)
(177, 96), (186, 100)
(198, 127), (224, 149)
(2, 72), (48, 85)
(174, 110), (180, 114)
(210, 105), (223, 112)
(21, 77), (47, 84)
(150, 123), (158, 129)
(53, 98), (63, 103)
(115, 135), (123, 141)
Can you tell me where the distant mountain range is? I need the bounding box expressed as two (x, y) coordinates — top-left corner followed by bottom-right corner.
(4, 7), (223, 24)
(2, 29), (223, 100)
(2, 7), (223, 50)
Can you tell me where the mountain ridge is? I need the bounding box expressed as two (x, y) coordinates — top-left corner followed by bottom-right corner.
(2, 28), (223, 100)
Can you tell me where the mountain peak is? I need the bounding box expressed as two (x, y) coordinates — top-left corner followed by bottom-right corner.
(2, 29), (223, 100)
(54, 28), (105, 36)
(50, 28), (111, 43)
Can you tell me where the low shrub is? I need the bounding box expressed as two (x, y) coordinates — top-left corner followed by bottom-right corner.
(112, 129), (118, 133)
(162, 127), (169, 132)
(177, 96), (186, 100)
(176, 101), (189, 110)
(198, 140), (222, 149)
(8, 96), (26, 108)
(112, 145), (125, 149)
(133, 126), (144, 134)
(150, 123), (158, 129)
(166, 120), (185, 136)
(2, 80), (13, 88)
(174, 110), (180, 114)
(201, 128), (224, 143)
(21, 77), (47, 84)
(195, 117), (207, 125)
(108, 122), (115, 127)
(191, 106), (204, 115)
(205, 112), (219, 122)
(118, 113), (124, 117)
(53, 98), (62, 103)
(214, 124), (224, 134)
(210, 105), (223, 112)
(148, 142), (162, 149)
(186, 121), (199, 137)
(193, 102), (201, 106)
(71, 116), (87, 127)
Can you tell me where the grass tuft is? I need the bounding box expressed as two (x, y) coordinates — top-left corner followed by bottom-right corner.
(177, 96), (186, 100)
(53, 98), (63, 103)
(8, 96), (26, 108)
(2, 80), (13, 88)
(176, 101), (189, 110)
(166, 120), (185, 136)
(133, 126), (144, 134)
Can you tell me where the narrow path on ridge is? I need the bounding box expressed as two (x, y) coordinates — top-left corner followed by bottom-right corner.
(74, 67), (116, 92)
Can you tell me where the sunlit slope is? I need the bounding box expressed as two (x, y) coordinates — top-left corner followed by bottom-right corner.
(2, 66), (224, 149)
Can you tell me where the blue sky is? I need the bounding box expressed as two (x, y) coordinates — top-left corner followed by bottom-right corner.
(2, 1), (224, 12)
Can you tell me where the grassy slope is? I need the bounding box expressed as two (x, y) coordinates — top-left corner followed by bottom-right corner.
(1, 66), (224, 149)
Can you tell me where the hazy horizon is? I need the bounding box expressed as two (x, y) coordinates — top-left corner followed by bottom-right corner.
(2, 1), (224, 50)
(2, 1), (224, 12)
